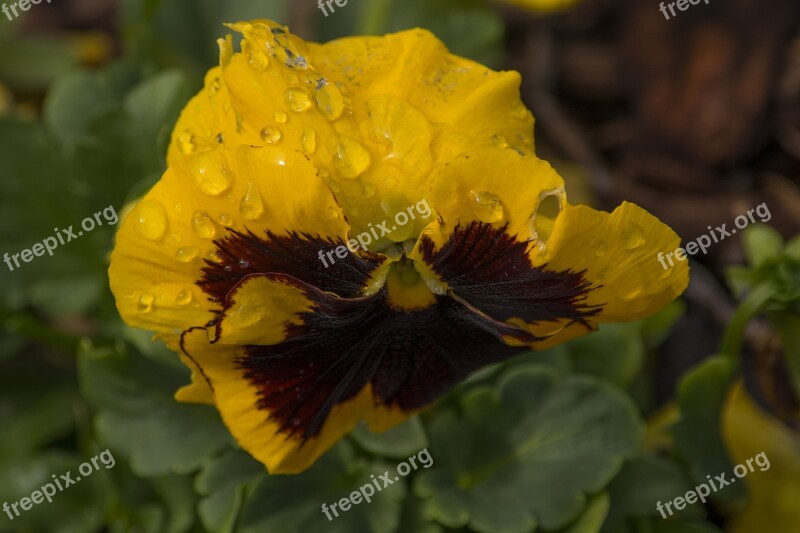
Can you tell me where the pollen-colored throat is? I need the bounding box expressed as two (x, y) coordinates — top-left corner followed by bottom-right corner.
(385, 259), (437, 311)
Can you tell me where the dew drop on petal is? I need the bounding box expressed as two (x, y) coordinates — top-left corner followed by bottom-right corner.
(191, 211), (216, 239)
(469, 190), (505, 223)
(326, 206), (340, 220)
(314, 79), (344, 121)
(301, 127), (316, 154)
(332, 137), (371, 178)
(260, 126), (282, 144)
(208, 77), (221, 96)
(188, 151), (233, 196)
(273, 110), (288, 124)
(167, 232), (182, 245)
(243, 39), (269, 71)
(177, 131), (196, 155)
(240, 182), (264, 220)
(206, 249), (224, 264)
(176, 246), (199, 263)
(491, 134), (508, 148)
(622, 225), (646, 250)
(134, 200), (168, 241)
(239, 258), (251, 269)
(176, 289), (194, 306)
(138, 292), (155, 313)
(285, 87), (312, 112)
(218, 214), (233, 227)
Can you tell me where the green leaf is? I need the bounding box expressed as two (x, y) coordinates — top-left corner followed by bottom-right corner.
(672, 357), (746, 503)
(196, 448), (265, 533)
(0, 353), (79, 456)
(396, 494), (445, 533)
(77, 339), (231, 477)
(567, 323), (645, 388)
(563, 492), (610, 533)
(0, 36), (78, 91)
(43, 69), (120, 147)
(351, 417), (429, 459)
(768, 313), (800, 401)
(0, 452), (106, 533)
(123, 69), (192, 174)
(415, 365), (644, 533)
(601, 455), (703, 533)
(742, 224), (783, 268)
(239, 442), (407, 533)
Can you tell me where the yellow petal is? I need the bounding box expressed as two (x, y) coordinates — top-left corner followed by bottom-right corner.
(723, 381), (800, 533)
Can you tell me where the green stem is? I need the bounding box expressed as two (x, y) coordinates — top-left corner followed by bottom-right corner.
(357, 0), (395, 35)
(719, 282), (778, 363)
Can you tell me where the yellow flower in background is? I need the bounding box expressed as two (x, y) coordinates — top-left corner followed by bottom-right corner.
(495, 0), (581, 14)
(109, 19), (688, 474)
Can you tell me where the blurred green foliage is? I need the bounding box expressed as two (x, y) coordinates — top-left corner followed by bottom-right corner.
(0, 0), (798, 532)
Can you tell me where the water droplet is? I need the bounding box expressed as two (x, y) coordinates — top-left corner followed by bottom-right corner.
(622, 225), (646, 250)
(208, 77), (221, 96)
(331, 137), (371, 178)
(188, 151), (233, 196)
(243, 39), (269, 71)
(380, 194), (415, 242)
(191, 211), (216, 239)
(491, 134), (508, 148)
(285, 87), (312, 112)
(176, 246), (199, 263)
(314, 78), (345, 121)
(167, 232), (182, 245)
(206, 249), (224, 264)
(273, 110), (288, 124)
(512, 103), (530, 120)
(469, 191), (505, 223)
(218, 214), (233, 227)
(239, 258), (251, 269)
(176, 289), (194, 306)
(224, 264), (233, 272)
(138, 292), (155, 313)
(240, 182), (264, 220)
(259, 126), (282, 144)
(301, 127), (316, 154)
(177, 131), (195, 155)
(174, 203), (184, 214)
(326, 206), (340, 220)
(134, 200), (168, 241)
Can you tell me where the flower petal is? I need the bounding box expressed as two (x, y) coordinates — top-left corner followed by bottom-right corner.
(185, 272), (532, 473)
(109, 145), (352, 342)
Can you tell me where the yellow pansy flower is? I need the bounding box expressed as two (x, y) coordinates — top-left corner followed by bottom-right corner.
(109, 20), (688, 474)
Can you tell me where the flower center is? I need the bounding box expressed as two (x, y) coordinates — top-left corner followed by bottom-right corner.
(385, 257), (436, 310)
